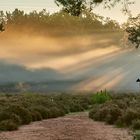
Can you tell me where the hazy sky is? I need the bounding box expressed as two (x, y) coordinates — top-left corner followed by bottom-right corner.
(0, 0), (139, 23)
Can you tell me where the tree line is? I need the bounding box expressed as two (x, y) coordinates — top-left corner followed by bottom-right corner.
(0, 0), (139, 48)
(0, 9), (121, 35)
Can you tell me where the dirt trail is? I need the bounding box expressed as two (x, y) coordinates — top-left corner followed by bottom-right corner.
(0, 112), (133, 140)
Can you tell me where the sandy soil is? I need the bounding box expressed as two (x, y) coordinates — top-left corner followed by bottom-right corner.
(0, 112), (133, 140)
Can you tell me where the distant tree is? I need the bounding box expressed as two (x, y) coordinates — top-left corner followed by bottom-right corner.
(126, 15), (140, 48)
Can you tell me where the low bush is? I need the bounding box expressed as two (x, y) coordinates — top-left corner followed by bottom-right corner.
(132, 120), (140, 130)
(49, 107), (65, 118)
(30, 106), (50, 119)
(0, 119), (18, 131)
(89, 103), (122, 124)
(6, 105), (32, 124)
(0, 112), (21, 125)
(120, 109), (140, 126)
(30, 111), (42, 121)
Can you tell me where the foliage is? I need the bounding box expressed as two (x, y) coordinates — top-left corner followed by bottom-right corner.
(134, 130), (140, 140)
(30, 106), (51, 119)
(0, 9), (121, 36)
(55, 0), (135, 16)
(30, 110), (42, 121)
(92, 90), (111, 104)
(132, 120), (140, 130)
(126, 15), (140, 48)
(89, 93), (140, 131)
(5, 105), (32, 125)
(0, 11), (6, 32)
(0, 93), (94, 131)
(89, 102), (122, 124)
(55, 0), (87, 16)
(0, 119), (18, 131)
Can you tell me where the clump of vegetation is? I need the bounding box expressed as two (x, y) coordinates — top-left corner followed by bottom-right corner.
(5, 105), (32, 125)
(0, 119), (18, 131)
(0, 93), (94, 131)
(132, 120), (140, 130)
(89, 102), (122, 124)
(89, 93), (140, 132)
(92, 90), (112, 104)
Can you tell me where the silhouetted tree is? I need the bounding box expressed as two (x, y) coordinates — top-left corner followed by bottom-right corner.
(55, 0), (134, 16)
(55, 0), (87, 16)
(126, 15), (140, 48)
(0, 14), (5, 32)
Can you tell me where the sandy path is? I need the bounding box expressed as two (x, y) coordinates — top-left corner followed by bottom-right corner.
(0, 112), (133, 140)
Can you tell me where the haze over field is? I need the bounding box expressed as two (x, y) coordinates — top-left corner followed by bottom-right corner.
(0, 31), (140, 92)
(0, 1), (140, 92)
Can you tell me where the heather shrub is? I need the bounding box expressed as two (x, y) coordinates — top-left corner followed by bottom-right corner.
(0, 119), (18, 131)
(49, 107), (65, 118)
(30, 111), (42, 121)
(132, 120), (140, 130)
(6, 105), (32, 124)
(30, 106), (51, 119)
(120, 109), (140, 126)
(0, 112), (21, 125)
(105, 104), (122, 124)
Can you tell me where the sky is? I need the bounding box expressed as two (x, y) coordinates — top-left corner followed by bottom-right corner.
(0, 0), (139, 24)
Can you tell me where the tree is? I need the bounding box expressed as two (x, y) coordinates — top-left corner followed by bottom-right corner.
(55, 0), (134, 16)
(55, 0), (87, 16)
(126, 15), (140, 48)
(0, 18), (5, 32)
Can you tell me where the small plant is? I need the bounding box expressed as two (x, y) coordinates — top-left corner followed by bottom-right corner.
(92, 90), (111, 104)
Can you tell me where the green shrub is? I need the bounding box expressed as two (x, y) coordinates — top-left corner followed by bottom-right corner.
(30, 111), (42, 121)
(30, 106), (51, 119)
(134, 130), (140, 140)
(6, 105), (32, 124)
(49, 107), (65, 118)
(69, 102), (84, 112)
(132, 120), (140, 130)
(0, 112), (21, 125)
(92, 90), (111, 104)
(89, 105), (109, 121)
(10, 114), (22, 125)
(89, 105), (99, 120)
(0, 119), (18, 131)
